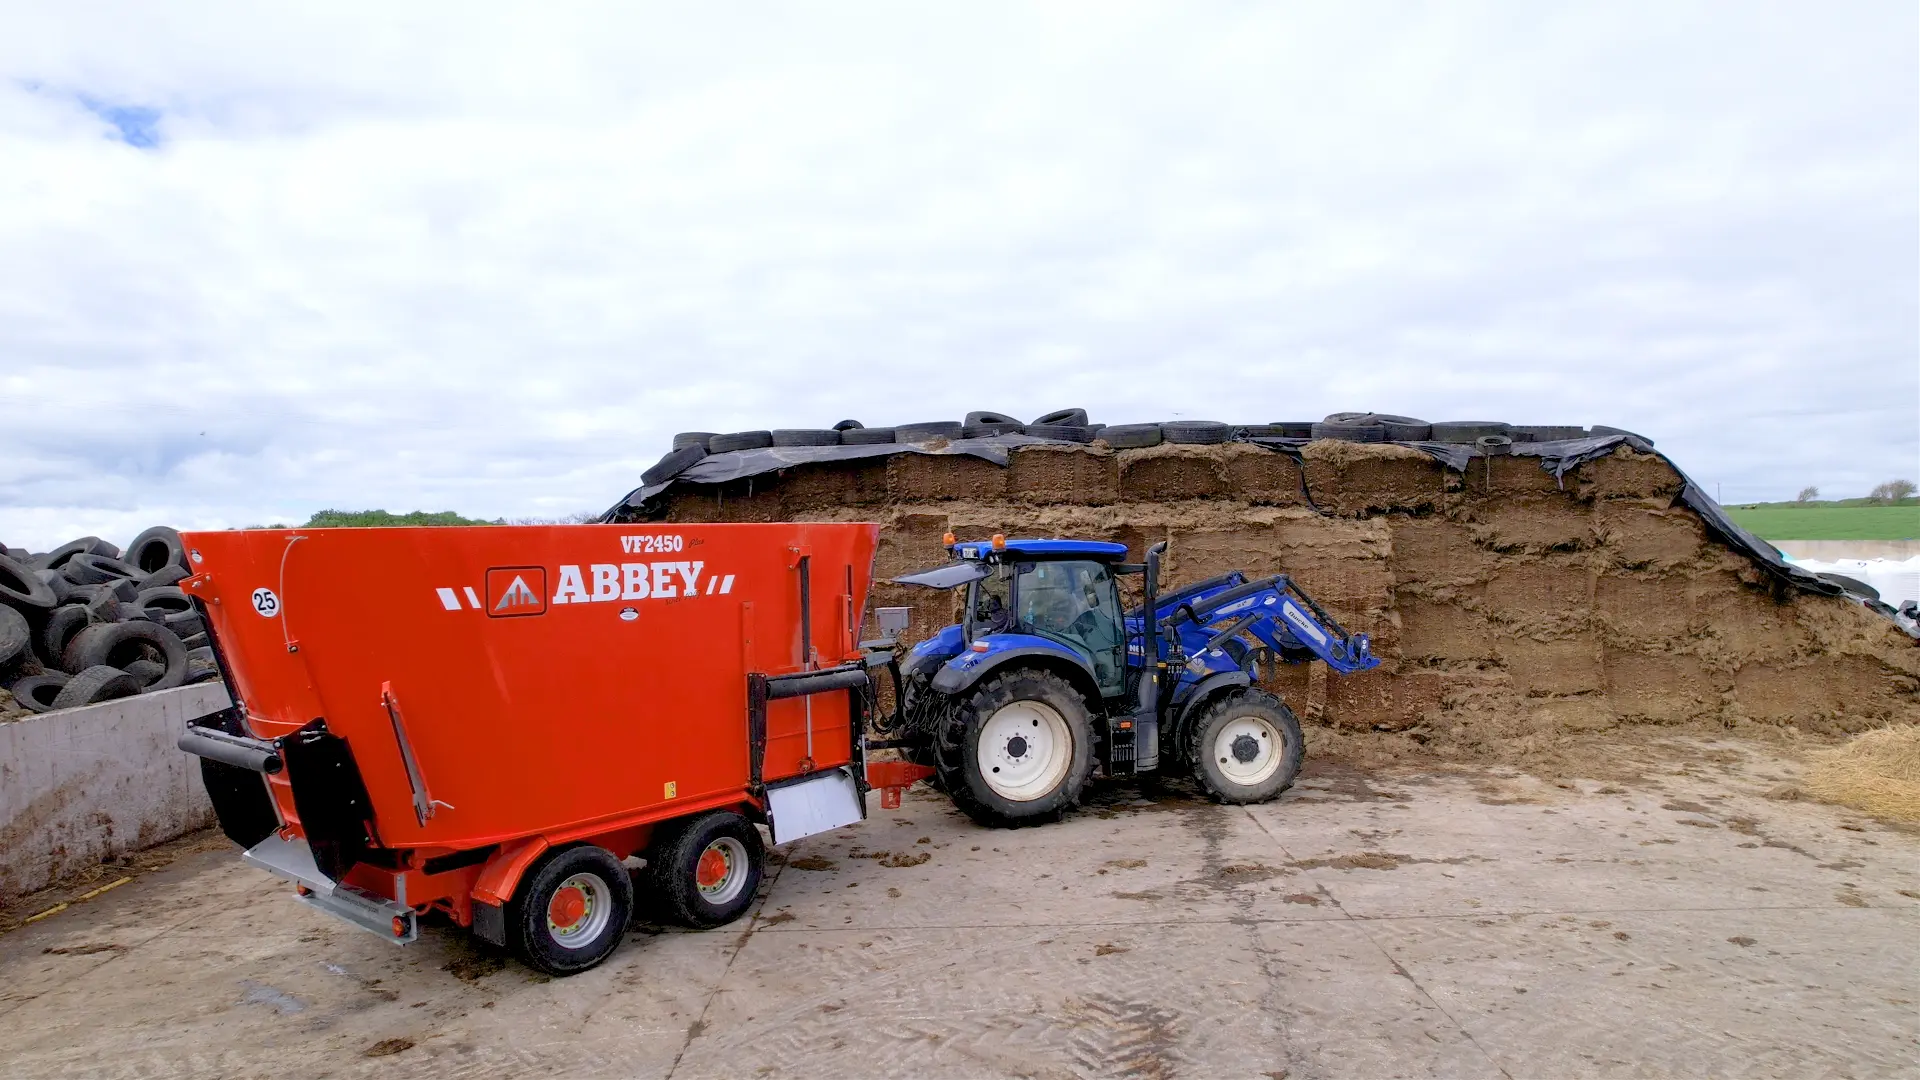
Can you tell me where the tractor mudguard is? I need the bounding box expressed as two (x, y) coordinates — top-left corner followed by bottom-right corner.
(928, 633), (1100, 701)
(904, 624), (966, 678)
(1171, 670), (1251, 736)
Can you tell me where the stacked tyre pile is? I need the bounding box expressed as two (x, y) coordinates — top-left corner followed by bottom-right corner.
(642, 409), (1641, 487)
(0, 526), (220, 719)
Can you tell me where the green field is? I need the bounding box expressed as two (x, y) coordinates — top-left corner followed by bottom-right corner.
(1723, 499), (1920, 541)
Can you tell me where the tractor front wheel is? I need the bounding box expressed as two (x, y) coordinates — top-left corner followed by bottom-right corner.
(1187, 689), (1303, 804)
(936, 668), (1094, 827)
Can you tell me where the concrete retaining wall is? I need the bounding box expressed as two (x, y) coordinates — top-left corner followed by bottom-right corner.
(0, 683), (231, 899)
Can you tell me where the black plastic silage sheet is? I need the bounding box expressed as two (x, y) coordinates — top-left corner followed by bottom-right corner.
(607, 430), (1840, 600)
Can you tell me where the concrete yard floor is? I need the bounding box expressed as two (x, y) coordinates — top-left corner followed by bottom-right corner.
(2, 739), (1917, 1079)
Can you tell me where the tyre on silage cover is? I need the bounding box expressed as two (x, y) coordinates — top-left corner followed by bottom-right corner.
(840, 427), (896, 445)
(671, 432), (717, 452)
(1025, 423), (1094, 443)
(1310, 420), (1386, 443)
(770, 429), (841, 447)
(708, 431), (774, 453)
(1031, 408), (1089, 427)
(50, 665), (142, 711)
(1098, 423), (1162, 449)
(897, 421), (963, 443)
(1161, 421), (1232, 445)
(63, 621), (188, 692)
(642, 445), (707, 486)
(934, 667), (1095, 828)
(965, 411), (1022, 426)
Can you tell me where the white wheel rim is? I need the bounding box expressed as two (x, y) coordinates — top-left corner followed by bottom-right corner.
(977, 699), (1073, 801)
(695, 837), (750, 905)
(546, 872), (614, 950)
(1214, 715), (1283, 786)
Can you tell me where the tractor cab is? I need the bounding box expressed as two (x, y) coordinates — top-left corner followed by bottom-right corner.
(894, 536), (1134, 701)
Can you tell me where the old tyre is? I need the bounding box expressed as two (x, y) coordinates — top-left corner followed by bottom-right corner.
(770, 428), (842, 447)
(643, 809), (765, 929)
(125, 526), (186, 574)
(1025, 423), (1094, 443)
(1476, 435), (1513, 456)
(642, 445), (707, 486)
(965, 411), (1021, 426)
(63, 553), (143, 586)
(39, 605), (92, 670)
(1510, 425), (1586, 443)
(936, 668), (1094, 827)
(671, 431), (717, 451)
(63, 621), (187, 692)
(0, 554), (57, 614)
(840, 426), (896, 445)
(1311, 420), (1386, 443)
(1031, 408), (1089, 427)
(50, 665), (143, 711)
(1273, 422), (1315, 438)
(1430, 421), (1510, 443)
(9, 673), (68, 713)
(831, 419), (864, 431)
(960, 422), (1024, 439)
(1161, 421), (1232, 445)
(1377, 418), (1432, 441)
(139, 565), (189, 591)
(124, 658), (165, 687)
(1188, 689), (1303, 804)
(708, 430), (774, 453)
(897, 421), (963, 444)
(0, 605), (28, 672)
(1099, 423), (1162, 449)
(164, 610), (206, 639)
(39, 537), (116, 571)
(1590, 425), (1653, 446)
(136, 586), (194, 619)
(509, 844), (633, 976)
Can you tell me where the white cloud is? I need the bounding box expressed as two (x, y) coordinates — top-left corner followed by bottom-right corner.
(0, 2), (1913, 549)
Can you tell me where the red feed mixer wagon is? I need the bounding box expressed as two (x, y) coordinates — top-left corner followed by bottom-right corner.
(175, 522), (925, 975)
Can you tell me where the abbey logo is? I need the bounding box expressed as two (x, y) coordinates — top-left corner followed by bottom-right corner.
(486, 567), (548, 617)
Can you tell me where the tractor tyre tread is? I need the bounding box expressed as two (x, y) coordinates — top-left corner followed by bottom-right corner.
(934, 668), (1095, 828)
(1186, 688), (1303, 805)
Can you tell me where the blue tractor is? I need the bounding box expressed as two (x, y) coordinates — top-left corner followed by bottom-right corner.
(872, 535), (1380, 827)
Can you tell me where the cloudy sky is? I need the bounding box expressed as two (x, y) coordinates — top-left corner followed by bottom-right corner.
(1, 3), (1914, 550)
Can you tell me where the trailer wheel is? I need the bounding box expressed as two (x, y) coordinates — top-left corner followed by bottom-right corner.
(1187, 689), (1303, 805)
(509, 845), (633, 976)
(643, 810), (764, 929)
(936, 668), (1094, 827)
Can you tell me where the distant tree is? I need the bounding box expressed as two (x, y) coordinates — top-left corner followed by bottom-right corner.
(301, 509), (495, 528)
(1795, 486), (1818, 502)
(1868, 479), (1917, 503)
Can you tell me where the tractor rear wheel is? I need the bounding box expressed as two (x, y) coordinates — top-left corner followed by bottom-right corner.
(935, 668), (1094, 827)
(1188, 689), (1303, 804)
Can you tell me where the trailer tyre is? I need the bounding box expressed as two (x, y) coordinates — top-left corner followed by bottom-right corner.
(1187, 689), (1303, 805)
(510, 845), (633, 976)
(937, 668), (1094, 827)
(643, 810), (765, 929)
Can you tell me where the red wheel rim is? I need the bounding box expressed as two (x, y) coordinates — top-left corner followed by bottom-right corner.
(695, 848), (728, 889)
(547, 884), (588, 930)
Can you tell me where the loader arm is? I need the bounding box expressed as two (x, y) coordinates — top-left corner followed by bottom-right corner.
(1157, 574), (1378, 675)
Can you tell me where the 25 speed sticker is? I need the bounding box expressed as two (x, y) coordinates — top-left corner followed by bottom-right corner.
(251, 587), (280, 617)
